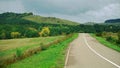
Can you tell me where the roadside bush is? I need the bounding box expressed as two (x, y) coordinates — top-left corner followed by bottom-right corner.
(102, 31), (107, 37)
(96, 32), (102, 37)
(106, 36), (116, 43)
(116, 31), (120, 44)
(116, 40), (120, 44)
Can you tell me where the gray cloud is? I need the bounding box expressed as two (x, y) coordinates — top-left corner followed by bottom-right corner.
(0, 0), (120, 23)
(0, 0), (26, 13)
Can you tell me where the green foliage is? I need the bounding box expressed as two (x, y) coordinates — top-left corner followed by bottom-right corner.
(116, 31), (120, 44)
(95, 32), (102, 36)
(106, 36), (116, 43)
(11, 32), (21, 38)
(25, 27), (39, 37)
(0, 32), (6, 39)
(39, 27), (50, 37)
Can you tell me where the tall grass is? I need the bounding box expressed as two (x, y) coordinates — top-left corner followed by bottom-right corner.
(7, 33), (78, 68)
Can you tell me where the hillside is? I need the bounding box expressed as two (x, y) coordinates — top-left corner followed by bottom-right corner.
(23, 15), (79, 25)
(105, 18), (120, 23)
(0, 12), (79, 25)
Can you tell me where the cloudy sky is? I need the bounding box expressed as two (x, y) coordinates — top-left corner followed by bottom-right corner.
(0, 0), (120, 23)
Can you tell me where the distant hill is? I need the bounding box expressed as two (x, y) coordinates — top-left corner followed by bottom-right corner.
(23, 15), (79, 25)
(105, 18), (120, 23)
(0, 12), (79, 25)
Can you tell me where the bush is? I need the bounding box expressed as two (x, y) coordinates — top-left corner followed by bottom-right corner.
(96, 32), (102, 36)
(106, 36), (116, 43)
(102, 31), (107, 37)
(116, 31), (120, 44)
(11, 32), (21, 38)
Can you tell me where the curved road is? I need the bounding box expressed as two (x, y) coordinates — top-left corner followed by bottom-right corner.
(65, 33), (120, 68)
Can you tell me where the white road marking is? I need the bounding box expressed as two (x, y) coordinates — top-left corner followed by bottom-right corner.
(64, 43), (72, 68)
(83, 34), (120, 68)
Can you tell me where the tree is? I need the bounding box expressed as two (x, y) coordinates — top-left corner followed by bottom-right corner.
(11, 32), (21, 38)
(0, 32), (6, 39)
(39, 27), (50, 37)
(25, 27), (39, 37)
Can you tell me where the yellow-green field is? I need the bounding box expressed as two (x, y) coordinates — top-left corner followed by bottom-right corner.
(0, 36), (64, 62)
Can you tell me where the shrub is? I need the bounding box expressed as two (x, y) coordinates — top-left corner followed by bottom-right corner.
(116, 31), (120, 44)
(106, 36), (116, 43)
(102, 31), (107, 37)
(96, 32), (102, 37)
(11, 32), (21, 38)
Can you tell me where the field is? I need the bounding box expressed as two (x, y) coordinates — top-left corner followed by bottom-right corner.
(91, 34), (120, 52)
(6, 34), (78, 68)
(0, 36), (64, 65)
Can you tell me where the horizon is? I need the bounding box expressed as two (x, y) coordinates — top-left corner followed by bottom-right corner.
(0, 0), (120, 23)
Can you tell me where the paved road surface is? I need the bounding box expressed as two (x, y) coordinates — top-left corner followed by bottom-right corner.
(65, 33), (120, 68)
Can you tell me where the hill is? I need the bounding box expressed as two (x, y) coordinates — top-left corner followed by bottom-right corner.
(0, 12), (79, 25)
(105, 18), (120, 23)
(23, 15), (79, 25)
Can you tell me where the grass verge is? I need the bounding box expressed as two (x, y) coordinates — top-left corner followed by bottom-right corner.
(7, 33), (78, 68)
(91, 34), (120, 52)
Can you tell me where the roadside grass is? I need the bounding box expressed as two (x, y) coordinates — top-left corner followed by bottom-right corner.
(0, 36), (64, 61)
(7, 33), (78, 68)
(91, 34), (120, 52)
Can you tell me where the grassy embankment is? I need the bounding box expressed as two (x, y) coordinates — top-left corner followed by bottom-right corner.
(91, 34), (120, 52)
(7, 33), (78, 68)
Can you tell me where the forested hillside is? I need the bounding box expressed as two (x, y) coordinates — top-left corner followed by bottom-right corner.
(0, 12), (120, 39)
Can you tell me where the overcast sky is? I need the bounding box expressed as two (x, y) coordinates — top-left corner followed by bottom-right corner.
(0, 0), (120, 23)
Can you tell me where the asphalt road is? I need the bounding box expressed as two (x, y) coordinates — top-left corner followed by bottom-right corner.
(65, 33), (120, 68)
